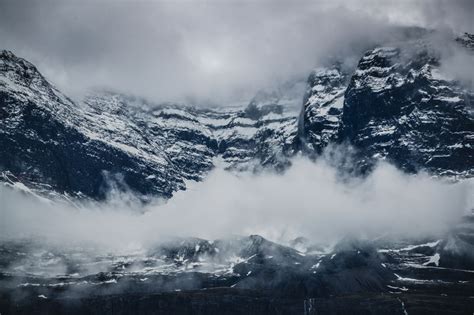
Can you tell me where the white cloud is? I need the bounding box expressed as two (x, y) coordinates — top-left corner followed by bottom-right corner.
(1, 156), (470, 251)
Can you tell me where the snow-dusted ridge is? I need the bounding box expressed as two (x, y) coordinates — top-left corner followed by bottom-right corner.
(0, 52), (299, 200)
(1, 32), (473, 201)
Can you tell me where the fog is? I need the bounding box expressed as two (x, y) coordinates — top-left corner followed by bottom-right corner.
(0, 0), (472, 103)
(1, 156), (471, 252)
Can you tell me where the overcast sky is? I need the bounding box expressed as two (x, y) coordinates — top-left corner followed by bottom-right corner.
(0, 0), (473, 103)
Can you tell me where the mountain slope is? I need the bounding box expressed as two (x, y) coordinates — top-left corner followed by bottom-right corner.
(0, 51), (299, 200)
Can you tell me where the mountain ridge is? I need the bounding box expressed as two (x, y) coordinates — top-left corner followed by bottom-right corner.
(0, 32), (473, 201)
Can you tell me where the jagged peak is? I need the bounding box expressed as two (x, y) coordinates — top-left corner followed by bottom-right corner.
(0, 50), (77, 113)
(0, 49), (47, 86)
(0, 49), (38, 71)
(0, 49), (16, 59)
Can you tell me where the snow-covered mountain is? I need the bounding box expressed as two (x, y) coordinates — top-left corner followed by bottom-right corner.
(0, 32), (473, 201)
(301, 34), (474, 177)
(0, 50), (299, 200)
(341, 41), (473, 176)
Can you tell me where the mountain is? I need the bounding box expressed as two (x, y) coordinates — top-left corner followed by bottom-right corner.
(341, 42), (473, 176)
(0, 50), (299, 200)
(1, 33), (472, 202)
(301, 36), (474, 177)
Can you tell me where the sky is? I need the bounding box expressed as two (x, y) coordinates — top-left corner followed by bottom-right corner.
(0, 0), (473, 103)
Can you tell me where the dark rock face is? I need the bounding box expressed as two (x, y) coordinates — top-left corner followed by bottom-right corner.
(300, 38), (474, 177)
(299, 64), (350, 154)
(340, 44), (474, 176)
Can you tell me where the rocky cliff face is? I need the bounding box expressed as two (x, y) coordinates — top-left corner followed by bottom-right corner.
(298, 64), (349, 154)
(341, 43), (473, 176)
(301, 35), (474, 177)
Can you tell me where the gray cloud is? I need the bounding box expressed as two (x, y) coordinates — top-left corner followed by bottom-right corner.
(1, 157), (471, 250)
(0, 0), (473, 103)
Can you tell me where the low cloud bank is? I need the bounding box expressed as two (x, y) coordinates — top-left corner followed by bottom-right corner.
(1, 156), (471, 252)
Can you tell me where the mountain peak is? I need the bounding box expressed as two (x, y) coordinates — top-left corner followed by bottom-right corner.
(0, 49), (16, 59)
(0, 50), (50, 91)
(0, 50), (38, 72)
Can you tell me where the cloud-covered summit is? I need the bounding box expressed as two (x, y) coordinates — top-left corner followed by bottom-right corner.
(0, 0), (473, 103)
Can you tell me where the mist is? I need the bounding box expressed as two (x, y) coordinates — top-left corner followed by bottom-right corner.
(0, 0), (472, 104)
(1, 155), (471, 252)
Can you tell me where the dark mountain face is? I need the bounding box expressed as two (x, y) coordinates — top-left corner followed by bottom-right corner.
(301, 38), (474, 177)
(341, 44), (474, 176)
(299, 64), (349, 154)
